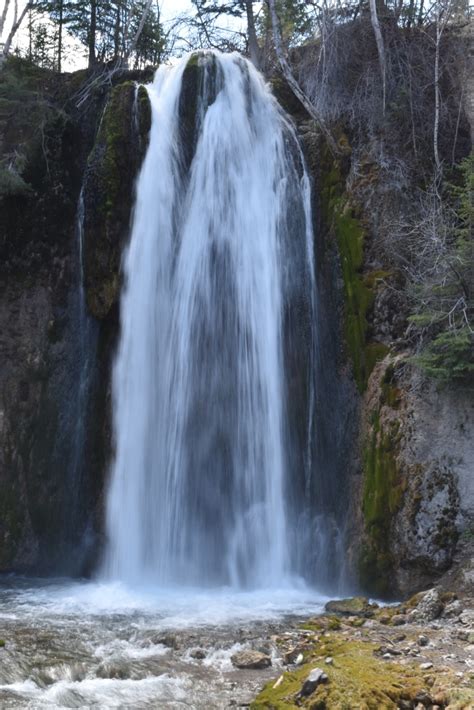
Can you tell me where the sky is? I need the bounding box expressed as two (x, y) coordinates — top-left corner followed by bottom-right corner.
(1, 1), (244, 71)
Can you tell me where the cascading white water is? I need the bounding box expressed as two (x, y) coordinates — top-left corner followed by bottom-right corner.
(104, 51), (316, 588)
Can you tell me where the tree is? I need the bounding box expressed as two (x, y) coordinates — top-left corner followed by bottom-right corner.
(191, 0), (260, 63)
(267, 0), (339, 153)
(369, 0), (387, 114)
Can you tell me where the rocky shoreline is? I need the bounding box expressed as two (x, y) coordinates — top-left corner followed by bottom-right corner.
(245, 589), (474, 709)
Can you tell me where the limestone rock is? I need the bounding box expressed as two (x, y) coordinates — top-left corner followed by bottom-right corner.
(230, 650), (271, 670)
(442, 599), (463, 618)
(410, 589), (443, 622)
(459, 609), (474, 626)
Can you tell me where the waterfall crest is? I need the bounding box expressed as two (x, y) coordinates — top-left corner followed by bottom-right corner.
(104, 51), (316, 588)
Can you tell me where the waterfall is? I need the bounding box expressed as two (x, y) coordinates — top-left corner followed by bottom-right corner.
(104, 52), (317, 588)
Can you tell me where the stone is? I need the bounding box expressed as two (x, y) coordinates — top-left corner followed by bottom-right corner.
(325, 657), (333, 665)
(420, 662), (433, 670)
(299, 668), (328, 697)
(283, 646), (305, 664)
(153, 633), (180, 649)
(230, 650), (271, 670)
(459, 610), (474, 626)
(190, 648), (206, 659)
(324, 597), (369, 615)
(442, 599), (463, 618)
(391, 614), (407, 626)
(418, 635), (429, 647)
(379, 646), (402, 656)
(295, 653), (304, 666)
(414, 690), (432, 705)
(410, 589), (443, 623)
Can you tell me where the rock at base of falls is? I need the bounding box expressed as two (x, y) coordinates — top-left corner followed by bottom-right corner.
(230, 650), (272, 669)
(324, 596), (372, 616)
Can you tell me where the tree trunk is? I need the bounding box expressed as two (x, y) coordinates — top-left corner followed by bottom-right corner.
(2, 1), (31, 56)
(0, 0), (11, 40)
(125, 0), (153, 65)
(369, 0), (386, 115)
(114, 2), (121, 62)
(58, 0), (63, 72)
(267, 0), (339, 155)
(244, 0), (260, 69)
(88, 0), (97, 68)
(434, 12), (442, 172)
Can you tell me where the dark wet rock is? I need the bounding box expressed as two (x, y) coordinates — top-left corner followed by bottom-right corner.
(299, 667), (328, 697)
(391, 614), (407, 626)
(152, 633), (180, 649)
(190, 648), (206, 659)
(96, 660), (131, 679)
(231, 650), (271, 669)
(82, 80), (151, 320)
(282, 645), (307, 664)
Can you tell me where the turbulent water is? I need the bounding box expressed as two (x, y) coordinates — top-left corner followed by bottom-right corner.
(0, 578), (326, 708)
(104, 51), (316, 588)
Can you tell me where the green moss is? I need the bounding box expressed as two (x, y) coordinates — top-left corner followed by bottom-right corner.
(359, 406), (405, 597)
(320, 146), (387, 392)
(93, 81), (136, 217)
(252, 636), (428, 709)
(0, 640), (5, 648)
(380, 364), (401, 408)
(137, 84), (152, 148)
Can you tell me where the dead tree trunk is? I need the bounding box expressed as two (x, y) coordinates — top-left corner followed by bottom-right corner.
(2, 1), (31, 57)
(244, 0), (260, 69)
(267, 0), (339, 155)
(0, 0), (12, 40)
(125, 0), (153, 65)
(369, 0), (386, 115)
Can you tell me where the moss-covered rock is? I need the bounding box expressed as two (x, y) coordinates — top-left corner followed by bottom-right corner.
(319, 143), (388, 392)
(83, 80), (151, 319)
(324, 597), (371, 616)
(178, 52), (221, 177)
(358, 358), (405, 597)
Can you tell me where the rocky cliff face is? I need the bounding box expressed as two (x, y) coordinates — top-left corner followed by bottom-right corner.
(312, 122), (474, 598)
(0, 58), (151, 573)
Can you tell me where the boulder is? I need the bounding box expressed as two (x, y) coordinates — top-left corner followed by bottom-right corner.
(230, 650), (271, 670)
(442, 599), (463, 618)
(299, 668), (328, 697)
(409, 589), (443, 622)
(324, 597), (370, 616)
